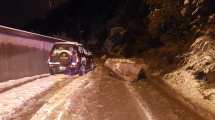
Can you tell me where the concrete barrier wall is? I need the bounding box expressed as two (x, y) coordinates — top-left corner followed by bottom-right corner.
(0, 25), (66, 82)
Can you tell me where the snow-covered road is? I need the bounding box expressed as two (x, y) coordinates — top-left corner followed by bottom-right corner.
(0, 66), (204, 120)
(0, 74), (72, 120)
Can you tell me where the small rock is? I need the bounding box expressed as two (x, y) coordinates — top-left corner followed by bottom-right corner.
(101, 55), (107, 60)
(138, 69), (146, 80)
(204, 93), (215, 100)
(194, 71), (207, 81)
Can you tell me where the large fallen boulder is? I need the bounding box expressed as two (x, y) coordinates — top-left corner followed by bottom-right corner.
(104, 58), (146, 82)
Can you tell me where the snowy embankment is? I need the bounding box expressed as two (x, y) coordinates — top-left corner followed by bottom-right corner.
(0, 74), (69, 120)
(0, 74), (49, 93)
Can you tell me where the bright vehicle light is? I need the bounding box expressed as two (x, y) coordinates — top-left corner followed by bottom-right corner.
(71, 62), (77, 66)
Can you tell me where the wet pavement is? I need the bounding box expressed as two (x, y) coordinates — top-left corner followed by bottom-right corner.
(0, 66), (205, 120)
(132, 81), (204, 120)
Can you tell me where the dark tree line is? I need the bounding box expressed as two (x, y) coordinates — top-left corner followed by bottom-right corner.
(25, 0), (125, 39)
(24, 0), (215, 56)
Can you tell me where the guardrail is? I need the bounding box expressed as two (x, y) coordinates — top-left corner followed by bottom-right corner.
(0, 25), (66, 43)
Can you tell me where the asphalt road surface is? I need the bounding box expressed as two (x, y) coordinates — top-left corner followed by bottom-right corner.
(0, 66), (204, 120)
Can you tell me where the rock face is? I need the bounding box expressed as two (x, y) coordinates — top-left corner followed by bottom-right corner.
(104, 58), (144, 82)
(104, 27), (128, 57)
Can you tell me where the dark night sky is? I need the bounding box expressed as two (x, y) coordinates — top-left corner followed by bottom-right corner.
(0, 0), (49, 28)
(0, 0), (128, 38)
(0, 0), (115, 29)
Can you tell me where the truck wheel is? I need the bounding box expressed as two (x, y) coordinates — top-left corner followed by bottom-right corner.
(79, 64), (86, 76)
(90, 63), (95, 70)
(49, 68), (55, 75)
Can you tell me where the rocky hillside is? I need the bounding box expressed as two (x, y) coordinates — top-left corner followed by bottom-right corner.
(104, 0), (215, 55)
